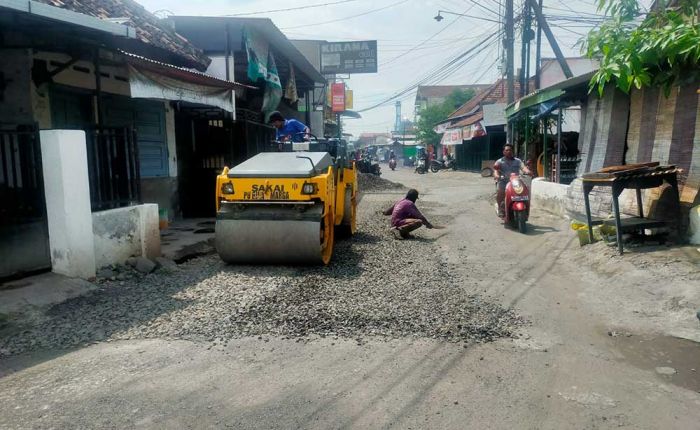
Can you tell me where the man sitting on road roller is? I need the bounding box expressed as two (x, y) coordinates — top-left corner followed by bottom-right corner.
(383, 189), (434, 240)
(268, 111), (310, 142)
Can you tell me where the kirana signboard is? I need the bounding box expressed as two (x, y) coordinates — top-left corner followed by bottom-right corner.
(320, 41), (378, 74)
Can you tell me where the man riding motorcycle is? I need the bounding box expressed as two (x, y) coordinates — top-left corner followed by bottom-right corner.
(493, 143), (531, 218)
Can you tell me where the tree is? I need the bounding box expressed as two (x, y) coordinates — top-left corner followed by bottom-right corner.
(415, 89), (476, 147)
(586, 0), (700, 96)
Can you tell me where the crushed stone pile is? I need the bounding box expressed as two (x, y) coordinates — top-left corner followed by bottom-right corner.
(357, 173), (407, 193)
(0, 200), (522, 357)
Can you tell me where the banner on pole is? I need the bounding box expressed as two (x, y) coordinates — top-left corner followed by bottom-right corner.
(331, 83), (345, 113)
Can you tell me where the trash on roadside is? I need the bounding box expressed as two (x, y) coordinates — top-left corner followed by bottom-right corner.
(571, 220), (617, 246)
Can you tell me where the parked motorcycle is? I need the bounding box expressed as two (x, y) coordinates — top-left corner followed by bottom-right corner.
(496, 173), (530, 233)
(414, 157), (427, 174)
(358, 155), (381, 176)
(430, 156), (457, 173)
(389, 157), (397, 171)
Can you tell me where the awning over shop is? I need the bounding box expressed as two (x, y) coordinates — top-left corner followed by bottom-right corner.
(505, 71), (595, 118)
(341, 110), (362, 119)
(124, 52), (255, 113)
(506, 87), (563, 118)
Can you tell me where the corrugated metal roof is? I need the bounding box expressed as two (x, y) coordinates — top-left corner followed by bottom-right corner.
(121, 51), (256, 91)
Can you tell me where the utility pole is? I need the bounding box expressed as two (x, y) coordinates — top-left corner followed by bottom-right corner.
(534, 0), (543, 90)
(505, 0), (515, 145)
(529, 0), (573, 79)
(505, 0), (515, 105)
(520, 1), (532, 98)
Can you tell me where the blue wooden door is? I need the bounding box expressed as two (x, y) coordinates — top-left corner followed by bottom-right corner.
(103, 97), (168, 178)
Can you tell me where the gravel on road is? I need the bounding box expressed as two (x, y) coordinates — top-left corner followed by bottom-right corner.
(0, 181), (522, 357)
(357, 172), (407, 192)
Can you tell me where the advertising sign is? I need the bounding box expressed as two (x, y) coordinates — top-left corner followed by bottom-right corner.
(440, 128), (463, 146)
(345, 90), (353, 110)
(320, 41), (378, 74)
(331, 83), (346, 112)
(463, 122), (486, 141)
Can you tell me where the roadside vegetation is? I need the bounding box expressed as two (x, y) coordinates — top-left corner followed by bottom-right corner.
(415, 89), (475, 148)
(586, 0), (700, 95)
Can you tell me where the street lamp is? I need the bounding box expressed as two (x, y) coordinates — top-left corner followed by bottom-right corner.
(433, 10), (500, 24)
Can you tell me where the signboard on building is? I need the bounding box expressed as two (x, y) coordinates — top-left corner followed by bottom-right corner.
(345, 90), (353, 110)
(320, 41), (378, 74)
(331, 83), (346, 112)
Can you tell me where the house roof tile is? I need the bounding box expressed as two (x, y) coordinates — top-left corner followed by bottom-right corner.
(448, 78), (532, 119)
(36, 0), (211, 71)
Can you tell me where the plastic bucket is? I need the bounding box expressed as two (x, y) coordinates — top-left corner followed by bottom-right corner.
(159, 208), (169, 230)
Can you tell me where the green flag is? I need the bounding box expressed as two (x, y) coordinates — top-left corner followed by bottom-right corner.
(243, 27), (268, 83)
(262, 51), (282, 118)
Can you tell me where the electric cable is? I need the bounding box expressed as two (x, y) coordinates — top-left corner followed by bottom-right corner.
(280, 0), (409, 30)
(357, 30), (502, 112)
(379, 3), (481, 67)
(224, 0), (360, 16)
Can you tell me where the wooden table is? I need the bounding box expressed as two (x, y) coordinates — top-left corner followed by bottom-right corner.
(582, 168), (682, 255)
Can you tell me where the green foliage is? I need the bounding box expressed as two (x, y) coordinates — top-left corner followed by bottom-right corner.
(585, 0), (700, 96)
(415, 89), (476, 147)
(444, 88), (476, 110)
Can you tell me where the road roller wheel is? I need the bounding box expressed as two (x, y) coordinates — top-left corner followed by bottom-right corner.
(338, 188), (357, 238)
(320, 207), (335, 265)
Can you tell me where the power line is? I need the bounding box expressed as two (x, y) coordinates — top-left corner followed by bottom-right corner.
(224, 0), (360, 16)
(461, 0), (501, 18)
(357, 30), (501, 112)
(379, 3), (480, 67)
(280, 0), (409, 30)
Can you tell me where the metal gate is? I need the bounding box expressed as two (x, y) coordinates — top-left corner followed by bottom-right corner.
(0, 125), (51, 279)
(86, 127), (141, 211)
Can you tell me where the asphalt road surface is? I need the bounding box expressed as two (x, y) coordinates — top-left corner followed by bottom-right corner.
(1, 167), (699, 429)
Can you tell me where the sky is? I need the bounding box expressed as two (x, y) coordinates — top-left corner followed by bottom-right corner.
(138, 0), (652, 138)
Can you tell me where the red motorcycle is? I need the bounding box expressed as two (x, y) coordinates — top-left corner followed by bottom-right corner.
(497, 173), (530, 233)
(389, 157), (397, 171)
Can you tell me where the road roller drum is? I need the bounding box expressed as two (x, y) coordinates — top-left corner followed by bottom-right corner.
(214, 146), (356, 265)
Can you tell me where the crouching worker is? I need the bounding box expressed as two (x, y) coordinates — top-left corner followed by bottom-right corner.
(383, 189), (434, 240)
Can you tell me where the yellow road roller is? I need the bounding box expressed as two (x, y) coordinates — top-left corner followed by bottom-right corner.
(214, 143), (357, 265)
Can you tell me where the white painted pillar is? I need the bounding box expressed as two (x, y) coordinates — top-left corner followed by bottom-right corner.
(40, 130), (96, 279)
(138, 203), (162, 259)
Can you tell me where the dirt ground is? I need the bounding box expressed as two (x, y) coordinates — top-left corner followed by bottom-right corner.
(1, 167), (699, 429)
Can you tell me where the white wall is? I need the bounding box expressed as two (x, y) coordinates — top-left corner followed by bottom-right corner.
(93, 204), (161, 269)
(40, 130), (96, 279)
(540, 58), (599, 89)
(34, 52), (131, 96)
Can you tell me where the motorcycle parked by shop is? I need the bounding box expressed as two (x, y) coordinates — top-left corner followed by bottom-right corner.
(430, 155), (457, 173)
(496, 173), (530, 233)
(414, 156), (427, 174)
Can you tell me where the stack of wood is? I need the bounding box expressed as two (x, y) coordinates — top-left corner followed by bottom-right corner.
(582, 162), (683, 180)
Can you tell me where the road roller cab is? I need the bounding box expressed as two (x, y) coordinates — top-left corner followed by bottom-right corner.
(215, 146), (357, 265)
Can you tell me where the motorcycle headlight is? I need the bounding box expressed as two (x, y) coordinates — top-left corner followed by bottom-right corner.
(512, 180), (524, 195)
